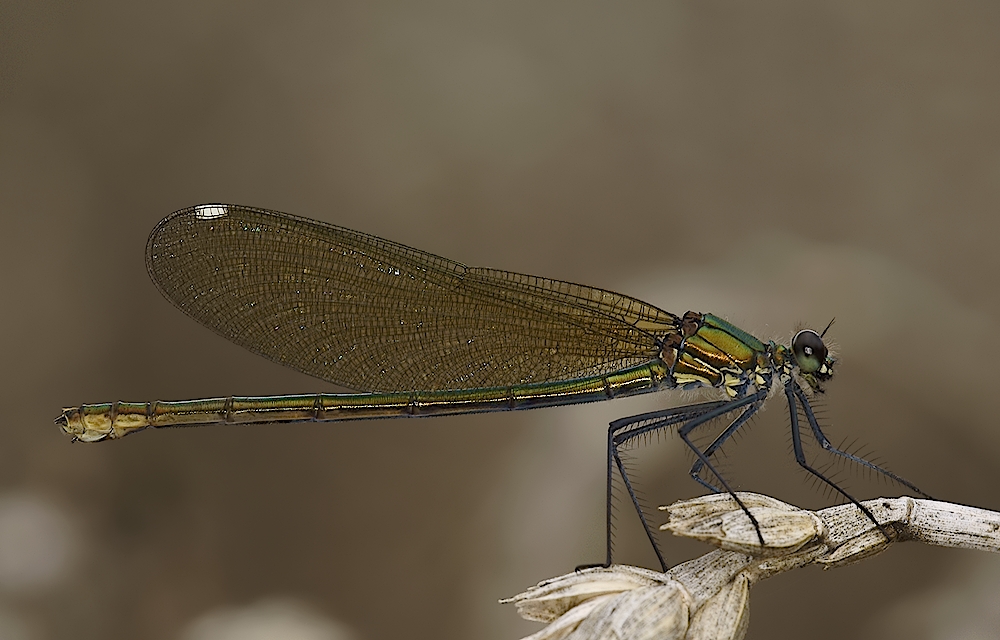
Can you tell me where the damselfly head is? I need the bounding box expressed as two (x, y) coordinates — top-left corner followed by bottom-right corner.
(791, 328), (835, 389)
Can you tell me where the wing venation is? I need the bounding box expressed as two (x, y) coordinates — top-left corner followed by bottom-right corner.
(145, 205), (681, 391)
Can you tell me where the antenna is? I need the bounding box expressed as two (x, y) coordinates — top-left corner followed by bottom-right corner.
(820, 317), (836, 339)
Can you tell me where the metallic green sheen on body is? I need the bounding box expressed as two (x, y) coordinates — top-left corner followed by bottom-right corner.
(59, 361), (672, 441)
(671, 313), (768, 391)
(702, 314), (766, 354)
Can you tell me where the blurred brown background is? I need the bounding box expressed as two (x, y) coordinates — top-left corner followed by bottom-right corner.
(3, 1), (1000, 639)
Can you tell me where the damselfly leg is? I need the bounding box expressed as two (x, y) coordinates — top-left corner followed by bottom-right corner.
(605, 401), (730, 570)
(785, 381), (932, 543)
(582, 381), (932, 572)
(579, 390), (768, 572)
(791, 385), (932, 499)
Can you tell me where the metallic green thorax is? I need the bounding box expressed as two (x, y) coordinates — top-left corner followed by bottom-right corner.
(665, 312), (777, 399)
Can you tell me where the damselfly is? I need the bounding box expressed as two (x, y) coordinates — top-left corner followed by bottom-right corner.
(56, 204), (930, 570)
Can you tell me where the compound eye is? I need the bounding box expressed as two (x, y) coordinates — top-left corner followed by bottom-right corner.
(792, 329), (828, 374)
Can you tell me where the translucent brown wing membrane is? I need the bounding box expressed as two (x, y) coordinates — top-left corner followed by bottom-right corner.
(145, 204), (681, 392)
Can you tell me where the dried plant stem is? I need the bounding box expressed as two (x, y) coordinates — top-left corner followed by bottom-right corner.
(502, 494), (1000, 640)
